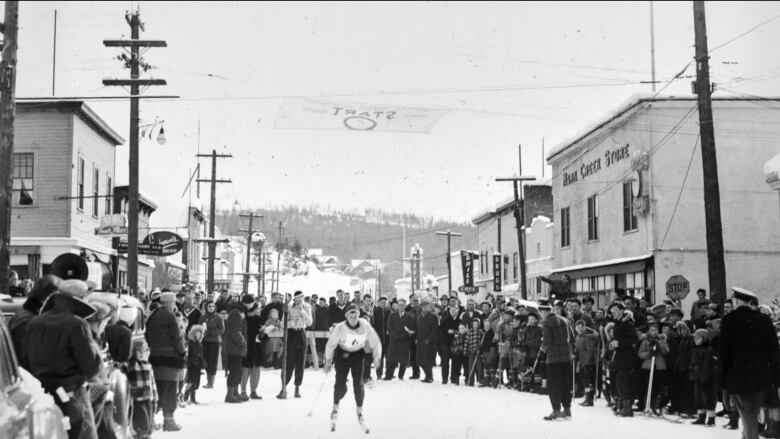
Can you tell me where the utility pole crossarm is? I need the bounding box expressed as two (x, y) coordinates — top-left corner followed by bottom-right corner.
(102, 79), (167, 87)
(196, 153), (233, 158)
(196, 179), (231, 184)
(103, 39), (167, 47)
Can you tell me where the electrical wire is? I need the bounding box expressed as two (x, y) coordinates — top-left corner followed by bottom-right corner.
(660, 134), (700, 248)
(708, 11), (780, 53)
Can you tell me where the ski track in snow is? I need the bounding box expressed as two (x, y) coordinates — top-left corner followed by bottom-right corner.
(163, 367), (737, 439)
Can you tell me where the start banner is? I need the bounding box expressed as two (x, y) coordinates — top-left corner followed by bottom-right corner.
(274, 97), (449, 133)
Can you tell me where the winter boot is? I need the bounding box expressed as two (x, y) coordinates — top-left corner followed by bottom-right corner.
(613, 398), (622, 415)
(620, 400), (634, 417)
(225, 386), (241, 403)
(543, 410), (563, 421)
(692, 413), (706, 425)
(250, 391), (262, 400)
(580, 391), (594, 407)
(189, 389), (198, 404)
(707, 416), (716, 426)
(204, 374), (215, 389)
(563, 407), (572, 419)
(723, 411), (739, 430)
(239, 391), (250, 402)
(162, 417), (182, 432)
(294, 386), (302, 398)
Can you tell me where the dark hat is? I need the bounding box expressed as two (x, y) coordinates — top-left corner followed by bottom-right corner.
(732, 287), (756, 302)
(651, 304), (666, 315)
(379, 296), (388, 302)
(345, 303), (360, 315)
(294, 291), (303, 298)
(538, 300), (552, 311)
(241, 294), (256, 305)
(391, 298), (398, 304)
(582, 296), (595, 305)
(30, 275), (61, 302)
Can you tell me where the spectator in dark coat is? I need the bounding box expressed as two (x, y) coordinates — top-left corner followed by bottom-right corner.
(540, 301), (574, 420)
(328, 290), (348, 328)
(719, 287), (780, 439)
(145, 292), (186, 431)
(183, 324), (205, 404)
(416, 299), (439, 383)
(223, 295), (251, 403)
(384, 299), (414, 380)
(199, 301), (223, 389)
(609, 303), (639, 417)
(105, 318), (133, 363)
(25, 279), (101, 439)
(438, 306), (460, 384)
(259, 292), (284, 324)
(9, 274), (60, 369)
(372, 297), (391, 376)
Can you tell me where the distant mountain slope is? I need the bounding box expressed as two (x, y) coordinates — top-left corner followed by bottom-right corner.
(216, 206), (478, 289)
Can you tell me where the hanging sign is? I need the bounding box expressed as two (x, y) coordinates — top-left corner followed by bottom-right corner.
(117, 231), (184, 256)
(492, 254), (502, 292)
(460, 251), (474, 288)
(275, 97), (449, 133)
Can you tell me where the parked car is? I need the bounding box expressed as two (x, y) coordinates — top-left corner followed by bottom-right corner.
(0, 312), (68, 439)
(0, 294), (24, 320)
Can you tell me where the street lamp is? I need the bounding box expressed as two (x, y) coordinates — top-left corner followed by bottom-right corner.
(139, 117), (166, 146)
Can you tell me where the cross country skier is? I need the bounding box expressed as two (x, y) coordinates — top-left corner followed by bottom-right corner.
(324, 304), (383, 433)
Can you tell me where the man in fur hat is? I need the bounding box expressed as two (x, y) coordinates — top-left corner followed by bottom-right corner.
(26, 279), (102, 439)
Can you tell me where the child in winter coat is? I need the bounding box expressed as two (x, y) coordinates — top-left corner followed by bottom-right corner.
(127, 338), (158, 439)
(184, 324), (206, 404)
(480, 320), (498, 388)
(637, 322), (670, 415)
(261, 308), (284, 368)
(450, 323), (469, 385)
(574, 320), (600, 407)
(509, 315), (526, 390)
(689, 328), (717, 426)
(465, 318), (485, 386)
(522, 313), (544, 393)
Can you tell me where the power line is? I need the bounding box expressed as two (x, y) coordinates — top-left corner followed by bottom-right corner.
(708, 11), (780, 53)
(660, 134), (700, 248)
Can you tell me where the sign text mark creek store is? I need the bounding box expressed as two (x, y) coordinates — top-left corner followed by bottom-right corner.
(562, 144), (631, 186)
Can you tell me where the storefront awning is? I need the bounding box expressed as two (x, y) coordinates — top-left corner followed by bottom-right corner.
(551, 254), (653, 279)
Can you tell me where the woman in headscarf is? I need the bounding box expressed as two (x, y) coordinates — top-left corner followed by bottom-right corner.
(324, 304), (382, 433)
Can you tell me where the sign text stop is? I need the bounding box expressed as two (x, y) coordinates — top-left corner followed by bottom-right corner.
(665, 275), (690, 300)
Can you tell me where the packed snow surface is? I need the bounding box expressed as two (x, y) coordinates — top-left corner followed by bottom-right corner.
(164, 367), (738, 439)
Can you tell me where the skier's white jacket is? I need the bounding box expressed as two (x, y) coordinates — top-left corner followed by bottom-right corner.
(325, 318), (383, 366)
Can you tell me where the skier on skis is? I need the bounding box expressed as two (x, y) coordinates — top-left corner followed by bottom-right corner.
(324, 304), (383, 433)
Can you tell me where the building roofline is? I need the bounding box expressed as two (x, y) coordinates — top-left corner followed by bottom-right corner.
(18, 100), (125, 145)
(545, 95), (780, 162)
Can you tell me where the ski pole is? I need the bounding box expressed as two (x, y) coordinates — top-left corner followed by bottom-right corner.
(307, 370), (329, 417)
(643, 346), (656, 415)
(466, 331), (487, 385)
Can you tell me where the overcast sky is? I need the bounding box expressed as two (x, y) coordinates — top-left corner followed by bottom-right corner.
(13, 1), (780, 228)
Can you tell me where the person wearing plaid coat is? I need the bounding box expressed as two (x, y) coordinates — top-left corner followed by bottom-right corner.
(465, 318), (485, 386)
(127, 339), (158, 439)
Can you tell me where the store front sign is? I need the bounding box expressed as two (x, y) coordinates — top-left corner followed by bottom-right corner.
(665, 275), (690, 300)
(562, 144), (631, 187)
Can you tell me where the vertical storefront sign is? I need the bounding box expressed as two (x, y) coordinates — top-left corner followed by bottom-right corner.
(492, 254), (502, 292)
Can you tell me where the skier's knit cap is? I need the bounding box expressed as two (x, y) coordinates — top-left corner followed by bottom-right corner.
(241, 294), (256, 305)
(345, 303), (360, 314)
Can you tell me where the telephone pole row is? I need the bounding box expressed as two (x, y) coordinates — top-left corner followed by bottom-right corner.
(197, 150), (232, 294)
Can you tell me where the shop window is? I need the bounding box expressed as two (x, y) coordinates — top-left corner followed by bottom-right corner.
(92, 166), (100, 218)
(587, 195), (599, 241)
(77, 156), (85, 211)
(12, 153), (34, 206)
(560, 207), (570, 247)
(513, 253), (518, 282)
(105, 176), (112, 214)
(503, 255), (509, 284)
(623, 181), (638, 231)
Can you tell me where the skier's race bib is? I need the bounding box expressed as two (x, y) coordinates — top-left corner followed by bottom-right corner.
(342, 328), (367, 351)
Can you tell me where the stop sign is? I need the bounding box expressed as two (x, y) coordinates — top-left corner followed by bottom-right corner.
(665, 275), (690, 300)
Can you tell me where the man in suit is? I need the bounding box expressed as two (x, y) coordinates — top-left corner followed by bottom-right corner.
(540, 300), (574, 420)
(719, 287), (780, 439)
(372, 296), (390, 378)
(384, 299), (415, 380)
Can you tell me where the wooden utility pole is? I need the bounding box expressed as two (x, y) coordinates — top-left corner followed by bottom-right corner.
(275, 221), (283, 292)
(239, 212), (263, 294)
(103, 10), (167, 296)
(0, 0), (19, 296)
(196, 150), (232, 293)
(496, 145), (536, 300)
(435, 230), (462, 296)
(693, 0), (726, 307)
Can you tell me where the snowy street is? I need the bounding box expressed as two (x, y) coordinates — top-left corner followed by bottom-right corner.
(166, 367), (738, 439)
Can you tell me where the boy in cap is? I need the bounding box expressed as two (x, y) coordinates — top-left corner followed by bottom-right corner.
(127, 338), (158, 439)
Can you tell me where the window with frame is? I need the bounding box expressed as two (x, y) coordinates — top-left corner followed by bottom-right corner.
(512, 252), (518, 282)
(560, 207), (570, 247)
(587, 195), (599, 241)
(77, 157), (85, 210)
(623, 181), (638, 231)
(503, 255), (509, 284)
(105, 176), (112, 214)
(92, 166), (100, 217)
(12, 153), (34, 206)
